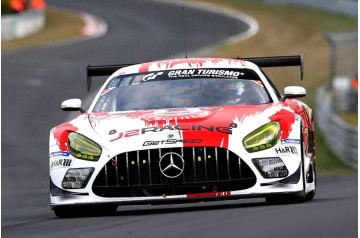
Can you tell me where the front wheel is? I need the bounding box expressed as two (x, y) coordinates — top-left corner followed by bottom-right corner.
(265, 193), (304, 205)
(305, 163), (316, 201)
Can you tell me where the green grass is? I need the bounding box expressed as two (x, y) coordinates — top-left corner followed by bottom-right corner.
(1, 0), (12, 15)
(340, 111), (358, 126)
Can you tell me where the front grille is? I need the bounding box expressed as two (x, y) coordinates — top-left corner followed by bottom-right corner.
(92, 147), (256, 197)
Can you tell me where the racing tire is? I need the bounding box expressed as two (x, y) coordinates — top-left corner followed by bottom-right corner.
(53, 205), (118, 218)
(305, 188), (316, 201)
(265, 193), (304, 205)
(305, 163), (316, 201)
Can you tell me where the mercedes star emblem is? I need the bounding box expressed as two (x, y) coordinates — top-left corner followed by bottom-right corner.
(159, 152), (185, 178)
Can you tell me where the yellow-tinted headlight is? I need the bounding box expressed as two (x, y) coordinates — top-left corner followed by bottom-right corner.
(242, 122), (281, 153)
(68, 132), (102, 161)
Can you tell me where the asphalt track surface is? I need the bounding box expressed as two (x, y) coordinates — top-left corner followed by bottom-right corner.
(1, 0), (358, 237)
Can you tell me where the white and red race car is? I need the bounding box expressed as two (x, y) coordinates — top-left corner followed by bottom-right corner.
(49, 56), (316, 217)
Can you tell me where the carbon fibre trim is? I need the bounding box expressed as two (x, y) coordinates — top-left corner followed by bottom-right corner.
(260, 165), (301, 186)
(50, 179), (89, 197)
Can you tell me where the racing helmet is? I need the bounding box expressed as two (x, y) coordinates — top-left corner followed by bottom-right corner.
(220, 80), (246, 104)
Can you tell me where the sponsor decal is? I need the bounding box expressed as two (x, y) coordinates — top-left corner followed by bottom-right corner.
(274, 146), (299, 156)
(187, 191), (231, 198)
(142, 72), (164, 81)
(143, 138), (202, 146)
(111, 65), (259, 87)
(50, 158), (73, 169)
(167, 69), (242, 79)
(110, 124), (234, 142)
(50, 151), (70, 157)
(141, 125), (233, 134)
(281, 139), (301, 144)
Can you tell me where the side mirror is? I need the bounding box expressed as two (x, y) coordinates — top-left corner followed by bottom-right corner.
(281, 86), (306, 101)
(61, 98), (86, 113)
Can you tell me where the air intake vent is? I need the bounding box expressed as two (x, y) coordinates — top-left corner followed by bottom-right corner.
(93, 147), (256, 197)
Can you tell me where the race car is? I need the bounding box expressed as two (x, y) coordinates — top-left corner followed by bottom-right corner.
(49, 55), (316, 218)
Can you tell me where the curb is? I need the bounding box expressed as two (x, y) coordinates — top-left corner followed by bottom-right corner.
(80, 13), (107, 38)
(1, 7), (108, 51)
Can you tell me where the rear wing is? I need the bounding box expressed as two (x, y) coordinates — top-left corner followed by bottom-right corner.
(86, 64), (133, 91)
(238, 54), (304, 81)
(86, 55), (304, 91)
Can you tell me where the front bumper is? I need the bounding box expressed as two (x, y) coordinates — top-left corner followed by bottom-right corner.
(50, 146), (303, 208)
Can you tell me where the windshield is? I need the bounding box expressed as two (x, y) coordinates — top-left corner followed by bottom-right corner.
(93, 68), (271, 112)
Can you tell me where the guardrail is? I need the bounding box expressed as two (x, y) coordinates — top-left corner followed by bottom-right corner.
(1, 9), (45, 41)
(315, 87), (358, 168)
(265, 0), (357, 17)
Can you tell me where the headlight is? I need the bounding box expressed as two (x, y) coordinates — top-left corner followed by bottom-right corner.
(242, 121), (281, 153)
(68, 132), (102, 161)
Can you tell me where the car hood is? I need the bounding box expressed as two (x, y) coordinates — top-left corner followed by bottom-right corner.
(87, 104), (295, 149)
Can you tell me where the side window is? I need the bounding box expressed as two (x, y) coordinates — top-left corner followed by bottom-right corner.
(260, 69), (281, 99)
(93, 88), (117, 112)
